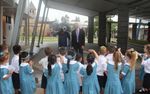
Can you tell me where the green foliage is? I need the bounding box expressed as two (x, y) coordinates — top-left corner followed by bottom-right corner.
(128, 40), (149, 45)
(111, 23), (118, 32)
(94, 16), (99, 38)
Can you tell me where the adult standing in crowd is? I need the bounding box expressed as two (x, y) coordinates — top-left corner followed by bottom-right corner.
(58, 26), (70, 49)
(71, 23), (85, 56)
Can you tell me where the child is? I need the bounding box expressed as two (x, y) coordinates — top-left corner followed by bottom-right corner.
(39, 47), (53, 94)
(80, 49), (100, 94)
(44, 54), (64, 94)
(97, 46), (107, 94)
(62, 50), (80, 94)
(11, 45), (21, 94)
(121, 49), (138, 94)
(58, 47), (68, 82)
(139, 44), (150, 93)
(75, 53), (84, 94)
(104, 48), (123, 94)
(0, 45), (14, 94)
(19, 51), (36, 94)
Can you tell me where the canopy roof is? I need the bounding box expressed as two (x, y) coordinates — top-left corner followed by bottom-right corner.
(46, 0), (150, 20)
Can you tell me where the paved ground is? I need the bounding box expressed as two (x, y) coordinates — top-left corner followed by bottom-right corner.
(30, 42), (143, 94)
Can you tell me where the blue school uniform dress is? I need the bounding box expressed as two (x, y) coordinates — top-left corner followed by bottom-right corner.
(44, 63), (64, 94)
(80, 62), (100, 94)
(62, 60), (80, 94)
(121, 63), (135, 94)
(104, 61), (123, 94)
(0, 65), (14, 94)
(19, 63), (36, 94)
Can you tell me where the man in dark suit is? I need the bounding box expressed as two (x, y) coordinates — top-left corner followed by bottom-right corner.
(71, 23), (85, 56)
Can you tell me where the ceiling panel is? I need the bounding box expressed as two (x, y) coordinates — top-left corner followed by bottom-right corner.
(47, 0), (150, 20)
(53, 0), (80, 6)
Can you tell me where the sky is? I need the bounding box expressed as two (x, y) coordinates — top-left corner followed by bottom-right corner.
(28, 0), (88, 23)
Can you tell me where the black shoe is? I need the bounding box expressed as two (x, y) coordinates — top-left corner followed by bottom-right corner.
(138, 88), (145, 93)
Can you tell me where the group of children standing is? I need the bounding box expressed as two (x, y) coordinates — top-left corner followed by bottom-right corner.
(0, 44), (150, 94)
(0, 45), (35, 94)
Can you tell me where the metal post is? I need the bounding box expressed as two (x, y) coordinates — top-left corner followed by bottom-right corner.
(29, 0), (42, 55)
(0, 1), (3, 44)
(136, 19), (141, 40)
(37, 0), (47, 47)
(24, 18), (28, 45)
(10, 0), (26, 59)
(88, 16), (94, 43)
(16, 2), (26, 45)
(27, 17), (30, 45)
(41, 8), (49, 44)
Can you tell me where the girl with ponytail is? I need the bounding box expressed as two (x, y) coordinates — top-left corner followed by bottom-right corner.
(121, 48), (138, 94)
(80, 49), (100, 94)
(62, 49), (80, 94)
(104, 48), (123, 94)
(45, 54), (64, 94)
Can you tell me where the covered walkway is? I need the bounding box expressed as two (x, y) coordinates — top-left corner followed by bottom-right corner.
(0, 0), (150, 94)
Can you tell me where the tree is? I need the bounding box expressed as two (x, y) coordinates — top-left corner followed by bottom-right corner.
(51, 19), (60, 36)
(60, 14), (71, 32)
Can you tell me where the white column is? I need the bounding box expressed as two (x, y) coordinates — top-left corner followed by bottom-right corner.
(9, 0), (26, 59)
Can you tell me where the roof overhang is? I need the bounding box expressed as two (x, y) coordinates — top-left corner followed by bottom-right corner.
(45, 0), (150, 20)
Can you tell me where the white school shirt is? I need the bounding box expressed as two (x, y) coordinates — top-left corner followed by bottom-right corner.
(106, 53), (113, 62)
(11, 55), (19, 73)
(142, 58), (150, 74)
(97, 55), (107, 76)
(39, 56), (48, 72)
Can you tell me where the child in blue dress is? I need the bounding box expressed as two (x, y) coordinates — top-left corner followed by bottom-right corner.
(19, 52), (36, 94)
(45, 54), (64, 94)
(75, 53), (84, 94)
(104, 48), (123, 94)
(139, 44), (150, 93)
(0, 45), (14, 94)
(121, 49), (138, 94)
(80, 49), (100, 94)
(62, 50), (80, 94)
